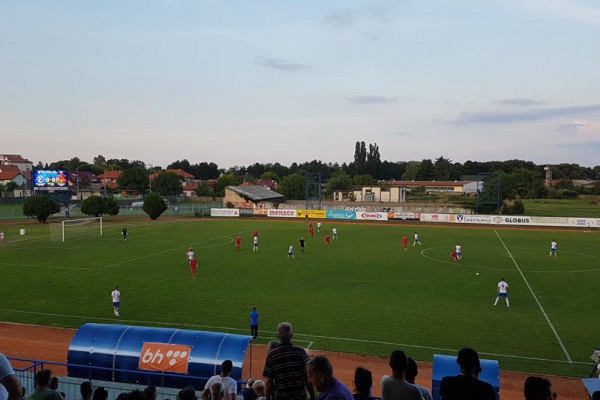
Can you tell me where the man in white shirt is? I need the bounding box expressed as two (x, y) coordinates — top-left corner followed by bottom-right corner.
(202, 360), (237, 400)
(493, 279), (509, 307)
(332, 228), (338, 240)
(0, 353), (23, 400)
(549, 240), (557, 257)
(111, 286), (121, 317)
(455, 244), (462, 260)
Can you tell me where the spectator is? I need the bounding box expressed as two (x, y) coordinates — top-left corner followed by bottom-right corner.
(405, 358), (432, 400)
(144, 387), (157, 400)
(242, 378), (257, 400)
(524, 376), (555, 400)
(263, 322), (315, 400)
(91, 388), (108, 400)
(0, 353), (23, 400)
(592, 391), (600, 400)
(202, 360), (236, 400)
(50, 377), (65, 399)
(209, 383), (222, 400)
(380, 351), (423, 400)
(439, 347), (495, 400)
(352, 367), (372, 400)
(26, 370), (64, 400)
(80, 382), (93, 400)
(178, 387), (197, 400)
(252, 380), (266, 400)
(306, 356), (352, 400)
(267, 341), (279, 353)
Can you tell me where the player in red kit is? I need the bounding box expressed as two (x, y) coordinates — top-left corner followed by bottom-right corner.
(235, 235), (241, 250)
(402, 235), (408, 251)
(190, 255), (198, 278)
(309, 223), (314, 238)
(325, 234), (330, 247)
(450, 250), (460, 265)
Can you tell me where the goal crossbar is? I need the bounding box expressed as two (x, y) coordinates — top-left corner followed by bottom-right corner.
(53, 217), (103, 242)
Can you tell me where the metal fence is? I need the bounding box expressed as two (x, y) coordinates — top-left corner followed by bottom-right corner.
(9, 357), (244, 400)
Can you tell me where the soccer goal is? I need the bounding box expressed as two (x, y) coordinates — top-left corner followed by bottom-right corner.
(50, 217), (103, 242)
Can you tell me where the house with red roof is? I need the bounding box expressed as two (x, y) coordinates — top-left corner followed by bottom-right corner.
(97, 170), (122, 191)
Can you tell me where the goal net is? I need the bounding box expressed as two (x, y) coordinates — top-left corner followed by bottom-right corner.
(49, 217), (103, 242)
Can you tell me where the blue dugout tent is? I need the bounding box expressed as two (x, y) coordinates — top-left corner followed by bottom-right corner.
(67, 323), (252, 390)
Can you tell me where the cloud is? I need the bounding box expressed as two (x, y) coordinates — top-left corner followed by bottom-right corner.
(254, 57), (310, 72)
(556, 120), (600, 138)
(452, 104), (600, 125)
(492, 98), (541, 107)
(348, 95), (397, 104)
(323, 10), (356, 29)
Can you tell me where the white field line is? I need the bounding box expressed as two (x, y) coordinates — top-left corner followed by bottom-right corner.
(494, 230), (572, 363)
(5, 309), (588, 366)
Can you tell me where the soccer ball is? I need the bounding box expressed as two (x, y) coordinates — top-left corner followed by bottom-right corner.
(476, 273), (480, 276)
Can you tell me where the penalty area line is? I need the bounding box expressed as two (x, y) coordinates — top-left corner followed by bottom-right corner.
(494, 230), (572, 363)
(4, 309), (587, 365)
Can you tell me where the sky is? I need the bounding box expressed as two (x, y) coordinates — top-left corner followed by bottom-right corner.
(1, 0), (599, 169)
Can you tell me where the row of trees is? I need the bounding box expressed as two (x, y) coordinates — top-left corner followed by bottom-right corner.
(34, 142), (600, 200)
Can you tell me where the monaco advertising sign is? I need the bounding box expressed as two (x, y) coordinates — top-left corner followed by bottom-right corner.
(267, 209), (296, 218)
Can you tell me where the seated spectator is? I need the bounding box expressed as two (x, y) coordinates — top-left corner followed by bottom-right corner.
(267, 341), (279, 353)
(352, 367), (372, 400)
(524, 376), (555, 400)
(405, 358), (432, 400)
(439, 347), (495, 400)
(26, 370), (64, 400)
(178, 387), (197, 400)
(1, 353), (24, 400)
(380, 351), (423, 400)
(252, 380), (266, 400)
(592, 391), (600, 400)
(50, 377), (66, 399)
(144, 387), (157, 400)
(91, 387), (108, 400)
(80, 382), (93, 400)
(242, 378), (257, 400)
(306, 355), (353, 400)
(209, 383), (222, 400)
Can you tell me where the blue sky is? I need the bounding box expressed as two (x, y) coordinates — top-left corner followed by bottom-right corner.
(1, 1), (599, 169)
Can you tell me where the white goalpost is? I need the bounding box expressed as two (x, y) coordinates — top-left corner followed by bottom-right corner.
(50, 217), (103, 242)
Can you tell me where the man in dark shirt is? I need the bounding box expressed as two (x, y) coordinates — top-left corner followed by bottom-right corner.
(439, 347), (496, 400)
(263, 322), (315, 400)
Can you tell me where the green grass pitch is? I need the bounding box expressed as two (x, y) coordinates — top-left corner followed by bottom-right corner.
(0, 218), (598, 377)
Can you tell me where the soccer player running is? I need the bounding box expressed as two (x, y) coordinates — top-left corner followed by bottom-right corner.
(309, 223), (314, 238)
(235, 235), (242, 251)
(413, 232), (421, 246)
(288, 244), (295, 260)
(494, 278), (510, 307)
(253, 236), (258, 252)
(402, 235), (408, 251)
(455, 243), (462, 260)
(111, 286), (121, 317)
(549, 240), (557, 257)
(190, 255), (198, 279)
(450, 250), (460, 265)
(299, 237), (305, 253)
(325, 234), (331, 247)
(122, 227), (128, 242)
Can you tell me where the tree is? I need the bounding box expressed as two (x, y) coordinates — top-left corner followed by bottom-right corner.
(260, 171), (280, 182)
(152, 171), (184, 196)
(215, 173), (241, 196)
(352, 174), (378, 186)
(4, 182), (17, 198)
(326, 171), (353, 193)
(23, 195), (60, 223)
(278, 173), (305, 200)
(143, 193), (168, 220)
(417, 159), (435, 180)
(354, 141), (367, 175)
(81, 196), (120, 217)
(93, 155), (107, 168)
(434, 156), (454, 181)
(117, 167), (149, 192)
(195, 182), (213, 196)
(401, 161), (421, 180)
(366, 143), (381, 178)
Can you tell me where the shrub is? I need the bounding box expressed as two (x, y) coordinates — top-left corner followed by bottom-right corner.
(143, 193), (168, 220)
